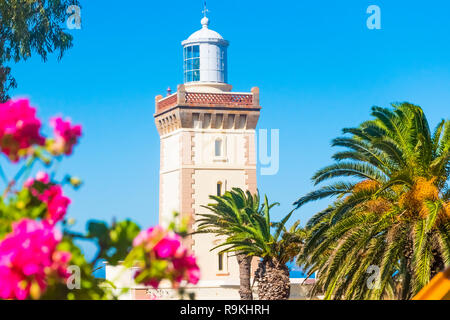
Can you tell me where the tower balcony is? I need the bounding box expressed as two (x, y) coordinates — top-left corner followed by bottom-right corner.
(155, 85), (261, 116)
(154, 85), (261, 136)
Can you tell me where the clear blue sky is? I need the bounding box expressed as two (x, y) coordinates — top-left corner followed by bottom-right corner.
(7, 0), (450, 260)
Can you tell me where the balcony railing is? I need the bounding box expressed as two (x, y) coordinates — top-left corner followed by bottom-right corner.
(156, 89), (258, 114)
(156, 93), (178, 113)
(185, 92), (253, 106)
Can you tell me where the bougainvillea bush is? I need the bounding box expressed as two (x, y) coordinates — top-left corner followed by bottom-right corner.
(0, 98), (199, 300)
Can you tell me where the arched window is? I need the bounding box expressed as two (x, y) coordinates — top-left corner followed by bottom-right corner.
(215, 138), (222, 157)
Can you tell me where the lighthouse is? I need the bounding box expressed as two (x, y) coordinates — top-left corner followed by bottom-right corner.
(104, 10), (312, 300)
(154, 13), (261, 288)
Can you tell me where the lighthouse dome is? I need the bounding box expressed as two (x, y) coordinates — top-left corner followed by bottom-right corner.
(185, 17), (225, 43)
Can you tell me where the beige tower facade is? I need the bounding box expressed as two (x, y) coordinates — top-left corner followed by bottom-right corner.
(106, 15), (313, 300)
(152, 15), (261, 286)
(154, 84), (260, 282)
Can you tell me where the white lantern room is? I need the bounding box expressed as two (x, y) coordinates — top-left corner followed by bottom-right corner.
(182, 16), (231, 92)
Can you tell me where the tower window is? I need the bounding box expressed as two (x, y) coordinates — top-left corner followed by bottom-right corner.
(218, 253), (224, 271)
(215, 139), (222, 157)
(184, 45), (200, 83)
(217, 182), (222, 196)
(219, 47), (227, 83)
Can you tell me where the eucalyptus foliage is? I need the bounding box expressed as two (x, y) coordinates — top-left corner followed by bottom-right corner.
(0, 0), (80, 101)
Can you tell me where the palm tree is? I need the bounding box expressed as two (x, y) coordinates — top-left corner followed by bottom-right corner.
(211, 195), (307, 300)
(295, 103), (450, 299)
(254, 217), (307, 300)
(197, 188), (260, 300)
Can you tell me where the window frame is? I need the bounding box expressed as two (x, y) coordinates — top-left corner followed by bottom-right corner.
(217, 182), (222, 196)
(218, 253), (224, 271)
(184, 45), (200, 83)
(215, 138), (223, 157)
(213, 136), (227, 162)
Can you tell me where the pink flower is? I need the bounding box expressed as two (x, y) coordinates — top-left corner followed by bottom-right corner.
(24, 171), (50, 188)
(135, 270), (161, 289)
(173, 254), (201, 285)
(185, 256), (201, 284)
(0, 219), (71, 300)
(50, 117), (82, 156)
(23, 173), (70, 224)
(24, 178), (35, 188)
(0, 99), (45, 162)
(51, 251), (73, 279)
(153, 234), (182, 259)
(36, 172), (50, 184)
(38, 185), (71, 225)
(132, 226), (200, 288)
(188, 267), (201, 285)
(132, 226), (166, 249)
(133, 227), (156, 247)
(133, 227), (183, 258)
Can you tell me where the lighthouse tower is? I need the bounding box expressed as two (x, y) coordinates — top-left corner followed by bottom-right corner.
(154, 14), (261, 285)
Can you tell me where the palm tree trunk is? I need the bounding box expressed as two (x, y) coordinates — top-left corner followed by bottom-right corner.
(430, 246), (445, 279)
(256, 258), (290, 300)
(236, 253), (253, 300)
(401, 237), (414, 300)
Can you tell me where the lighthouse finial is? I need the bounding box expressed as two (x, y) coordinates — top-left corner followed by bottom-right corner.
(201, 1), (210, 28)
(202, 1), (209, 18)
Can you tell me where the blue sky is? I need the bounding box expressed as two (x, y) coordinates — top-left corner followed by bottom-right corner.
(6, 0), (450, 260)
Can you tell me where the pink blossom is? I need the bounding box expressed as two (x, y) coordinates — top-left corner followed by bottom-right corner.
(185, 256), (201, 284)
(38, 185), (71, 225)
(133, 227), (183, 258)
(135, 270), (161, 289)
(132, 226), (165, 248)
(132, 226), (200, 288)
(24, 171), (50, 188)
(133, 227), (156, 247)
(0, 219), (71, 300)
(36, 172), (50, 184)
(0, 99), (45, 162)
(50, 117), (82, 156)
(51, 251), (72, 279)
(22, 173), (70, 224)
(173, 254), (201, 285)
(188, 267), (201, 285)
(24, 178), (35, 188)
(153, 234), (182, 259)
